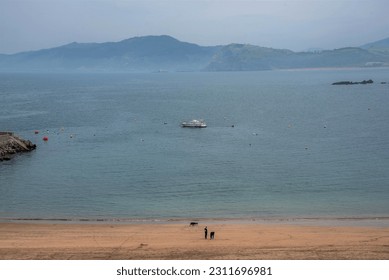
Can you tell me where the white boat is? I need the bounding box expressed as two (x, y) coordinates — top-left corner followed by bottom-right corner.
(181, 119), (207, 128)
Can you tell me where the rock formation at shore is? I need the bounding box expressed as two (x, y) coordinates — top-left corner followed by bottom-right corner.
(0, 132), (36, 161)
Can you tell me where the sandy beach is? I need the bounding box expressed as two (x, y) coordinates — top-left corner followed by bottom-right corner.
(0, 222), (388, 260)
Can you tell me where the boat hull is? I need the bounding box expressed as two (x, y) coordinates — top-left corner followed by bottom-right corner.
(181, 124), (207, 128)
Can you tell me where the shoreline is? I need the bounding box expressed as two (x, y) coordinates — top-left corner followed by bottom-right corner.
(0, 221), (388, 260)
(2, 215), (389, 227)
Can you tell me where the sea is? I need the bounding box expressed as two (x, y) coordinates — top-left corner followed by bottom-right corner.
(1, 69), (389, 225)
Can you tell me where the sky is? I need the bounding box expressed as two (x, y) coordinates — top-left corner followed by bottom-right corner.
(0, 0), (388, 54)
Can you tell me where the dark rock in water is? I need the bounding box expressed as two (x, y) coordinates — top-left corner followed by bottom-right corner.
(0, 132), (36, 161)
(332, 79), (373, 85)
(332, 81), (354, 85)
(359, 79), (374, 84)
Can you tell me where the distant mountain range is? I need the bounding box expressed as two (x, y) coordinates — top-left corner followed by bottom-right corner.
(1, 35), (389, 72)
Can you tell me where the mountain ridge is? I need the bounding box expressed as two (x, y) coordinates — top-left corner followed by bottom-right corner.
(360, 37), (389, 49)
(1, 35), (388, 72)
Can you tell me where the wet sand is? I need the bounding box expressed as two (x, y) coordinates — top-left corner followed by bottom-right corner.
(0, 222), (388, 260)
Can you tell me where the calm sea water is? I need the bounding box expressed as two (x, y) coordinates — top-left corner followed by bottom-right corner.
(1, 69), (389, 222)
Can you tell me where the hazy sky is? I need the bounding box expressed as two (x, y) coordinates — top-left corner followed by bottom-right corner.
(1, 0), (388, 54)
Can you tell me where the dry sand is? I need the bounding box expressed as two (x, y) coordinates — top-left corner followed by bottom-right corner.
(0, 222), (388, 260)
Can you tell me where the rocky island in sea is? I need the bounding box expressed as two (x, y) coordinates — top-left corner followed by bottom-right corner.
(332, 79), (374, 85)
(0, 132), (36, 161)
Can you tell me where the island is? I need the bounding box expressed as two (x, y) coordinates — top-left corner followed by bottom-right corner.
(332, 79), (374, 85)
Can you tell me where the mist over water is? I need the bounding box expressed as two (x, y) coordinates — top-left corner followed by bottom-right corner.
(1, 69), (389, 221)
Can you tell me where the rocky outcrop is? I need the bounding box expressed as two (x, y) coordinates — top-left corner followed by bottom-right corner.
(332, 79), (374, 85)
(0, 132), (36, 161)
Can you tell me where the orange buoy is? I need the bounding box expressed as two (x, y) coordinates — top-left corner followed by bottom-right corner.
(43, 136), (49, 141)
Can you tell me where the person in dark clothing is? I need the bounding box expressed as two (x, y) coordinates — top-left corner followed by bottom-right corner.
(204, 226), (208, 239)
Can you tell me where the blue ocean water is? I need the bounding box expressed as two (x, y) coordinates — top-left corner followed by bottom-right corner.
(1, 69), (389, 222)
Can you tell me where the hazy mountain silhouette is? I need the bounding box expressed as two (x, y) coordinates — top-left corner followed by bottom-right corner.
(1, 35), (388, 72)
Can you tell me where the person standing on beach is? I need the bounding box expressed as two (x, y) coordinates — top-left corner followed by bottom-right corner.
(204, 226), (208, 239)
